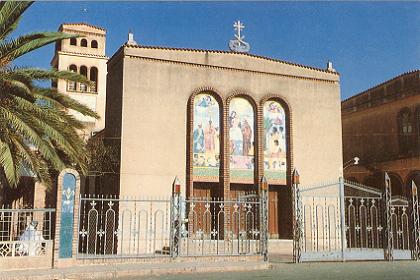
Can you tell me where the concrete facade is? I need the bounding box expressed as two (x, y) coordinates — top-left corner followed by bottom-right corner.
(51, 23), (108, 137)
(342, 70), (420, 195)
(105, 44), (342, 200)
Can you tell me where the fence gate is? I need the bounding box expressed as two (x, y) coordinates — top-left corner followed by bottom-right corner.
(294, 174), (420, 262)
(173, 196), (263, 257)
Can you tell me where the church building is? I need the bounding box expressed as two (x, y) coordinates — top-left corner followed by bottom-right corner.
(103, 25), (343, 239)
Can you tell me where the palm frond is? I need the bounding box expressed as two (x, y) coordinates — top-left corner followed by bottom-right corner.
(15, 67), (92, 83)
(34, 87), (100, 118)
(0, 32), (77, 62)
(0, 1), (33, 40)
(0, 138), (19, 187)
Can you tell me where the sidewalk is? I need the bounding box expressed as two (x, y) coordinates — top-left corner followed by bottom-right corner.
(0, 257), (269, 280)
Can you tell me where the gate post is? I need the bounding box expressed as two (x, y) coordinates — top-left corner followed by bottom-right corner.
(292, 169), (302, 263)
(53, 168), (81, 268)
(170, 177), (181, 258)
(338, 177), (346, 262)
(412, 181), (420, 260)
(260, 176), (269, 261)
(384, 172), (393, 261)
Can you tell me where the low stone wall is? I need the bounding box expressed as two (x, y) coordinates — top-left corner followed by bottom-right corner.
(0, 241), (53, 271)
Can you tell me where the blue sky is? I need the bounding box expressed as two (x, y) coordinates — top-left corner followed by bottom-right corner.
(14, 1), (419, 100)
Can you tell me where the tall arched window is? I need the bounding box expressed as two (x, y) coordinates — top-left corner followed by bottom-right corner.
(79, 66), (88, 92)
(263, 99), (289, 238)
(263, 100), (287, 185)
(91, 40), (98, 48)
(229, 97), (255, 186)
(81, 39), (88, 47)
(191, 93), (221, 197)
(398, 108), (412, 155)
(90, 67), (98, 92)
(70, 38), (77, 46)
(67, 64), (77, 91)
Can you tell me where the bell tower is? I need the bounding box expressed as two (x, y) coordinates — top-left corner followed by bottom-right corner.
(51, 23), (108, 137)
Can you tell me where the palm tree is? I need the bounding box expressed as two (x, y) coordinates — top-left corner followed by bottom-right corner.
(0, 1), (99, 206)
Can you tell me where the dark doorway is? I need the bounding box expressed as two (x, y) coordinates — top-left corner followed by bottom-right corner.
(269, 185), (292, 239)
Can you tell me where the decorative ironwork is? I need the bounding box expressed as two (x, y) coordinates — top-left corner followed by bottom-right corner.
(385, 172), (393, 261)
(260, 177), (269, 261)
(77, 195), (171, 258)
(294, 175), (417, 262)
(178, 196), (262, 256)
(170, 180), (182, 258)
(412, 181), (420, 260)
(77, 193), (264, 259)
(292, 169), (303, 263)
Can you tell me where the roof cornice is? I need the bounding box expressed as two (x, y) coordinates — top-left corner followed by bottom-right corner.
(123, 44), (340, 76)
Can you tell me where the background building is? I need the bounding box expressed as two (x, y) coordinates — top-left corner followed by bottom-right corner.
(342, 70), (420, 196)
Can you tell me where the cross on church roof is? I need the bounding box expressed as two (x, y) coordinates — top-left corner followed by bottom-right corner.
(229, 20), (250, 53)
(233, 20), (245, 42)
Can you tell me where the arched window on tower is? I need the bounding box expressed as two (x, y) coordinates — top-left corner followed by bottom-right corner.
(70, 38), (77, 46)
(90, 67), (98, 93)
(91, 40), (98, 48)
(398, 108), (413, 155)
(67, 64), (77, 91)
(79, 66), (88, 92)
(81, 39), (88, 47)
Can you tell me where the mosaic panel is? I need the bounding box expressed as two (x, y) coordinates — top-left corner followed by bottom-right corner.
(192, 93), (220, 181)
(229, 97), (254, 181)
(263, 101), (287, 184)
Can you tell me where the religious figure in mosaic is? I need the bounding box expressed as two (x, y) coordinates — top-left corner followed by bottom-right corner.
(204, 120), (216, 154)
(193, 123), (205, 153)
(241, 119), (252, 156)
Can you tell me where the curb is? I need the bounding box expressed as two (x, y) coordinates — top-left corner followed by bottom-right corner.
(1, 261), (270, 280)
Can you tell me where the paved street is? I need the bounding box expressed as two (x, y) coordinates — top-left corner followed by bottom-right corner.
(123, 260), (420, 280)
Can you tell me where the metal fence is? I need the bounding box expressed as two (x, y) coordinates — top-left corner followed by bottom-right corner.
(77, 192), (267, 259)
(0, 208), (55, 257)
(293, 173), (420, 262)
(176, 196), (262, 256)
(77, 195), (171, 258)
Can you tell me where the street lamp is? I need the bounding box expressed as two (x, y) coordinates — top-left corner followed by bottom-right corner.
(343, 157), (360, 170)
